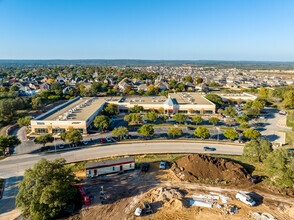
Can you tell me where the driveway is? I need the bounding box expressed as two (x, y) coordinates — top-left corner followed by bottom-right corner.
(255, 108), (291, 143)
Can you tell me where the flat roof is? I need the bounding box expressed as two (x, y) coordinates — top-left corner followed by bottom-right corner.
(169, 93), (214, 105)
(121, 96), (167, 105)
(39, 97), (106, 121)
(85, 157), (135, 169)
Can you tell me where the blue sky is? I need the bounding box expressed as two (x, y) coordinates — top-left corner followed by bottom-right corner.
(0, 0), (294, 61)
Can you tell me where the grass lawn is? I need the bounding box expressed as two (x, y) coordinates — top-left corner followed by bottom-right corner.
(283, 131), (294, 147)
(286, 115), (294, 127)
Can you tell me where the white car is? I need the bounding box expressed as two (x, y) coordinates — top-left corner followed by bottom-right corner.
(236, 192), (256, 207)
(134, 207), (142, 217)
(159, 161), (166, 169)
(105, 137), (112, 142)
(58, 143), (64, 149)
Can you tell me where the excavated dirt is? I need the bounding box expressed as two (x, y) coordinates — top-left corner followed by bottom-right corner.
(171, 154), (250, 183)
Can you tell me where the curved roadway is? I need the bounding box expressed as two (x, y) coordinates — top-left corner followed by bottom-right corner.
(0, 142), (243, 216)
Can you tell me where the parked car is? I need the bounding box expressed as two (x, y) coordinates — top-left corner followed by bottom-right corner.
(105, 137), (112, 142)
(58, 143), (64, 149)
(143, 201), (153, 214)
(123, 134), (131, 139)
(100, 138), (106, 143)
(141, 163), (150, 172)
(70, 142), (77, 147)
(236, 192), (256, 207)
(279, 111), (287, 115)
(134, 207), (142, 216)
(83, 140), (88, 145)
(159, 161), (166, 169)
(203, 147), (216, 151)
(248, 175), (261, 184)
(187, 126), (194, 130)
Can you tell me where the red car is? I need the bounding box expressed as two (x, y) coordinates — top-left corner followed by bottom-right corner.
(84, 196), (91, 205)
(100, 138), (106, 143)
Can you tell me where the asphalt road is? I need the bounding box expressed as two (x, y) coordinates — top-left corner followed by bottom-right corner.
(0, 141), (243, 215)
(0, 142), (243, 178)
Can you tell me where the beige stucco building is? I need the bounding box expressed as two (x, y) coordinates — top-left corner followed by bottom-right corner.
(31, 93), (216, 134)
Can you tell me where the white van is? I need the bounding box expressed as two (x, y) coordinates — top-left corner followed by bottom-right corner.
(236, 192), (256, 206)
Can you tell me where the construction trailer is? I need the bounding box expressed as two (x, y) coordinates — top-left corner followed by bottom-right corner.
(85, 157), (135, 177)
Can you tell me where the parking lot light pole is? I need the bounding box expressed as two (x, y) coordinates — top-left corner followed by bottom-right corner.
(54, 136), (56, 152)
(50, 123), (56, 152)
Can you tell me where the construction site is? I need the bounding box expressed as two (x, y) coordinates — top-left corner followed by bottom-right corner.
(70, 154), (294, 220)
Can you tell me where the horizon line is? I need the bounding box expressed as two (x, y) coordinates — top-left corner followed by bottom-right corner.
(0, 59), (294, 63)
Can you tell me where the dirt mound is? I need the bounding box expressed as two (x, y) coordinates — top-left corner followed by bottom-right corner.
(150, 187), (184, 202)
(172, 154), (249, 183)
(164, 198), (188, 209)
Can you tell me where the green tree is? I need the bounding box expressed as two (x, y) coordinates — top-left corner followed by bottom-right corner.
(283, 90), (294, 108)
(236, 116), (248, 123)
(138, 124), (154, 137)
(0, 135), (21, 155)
(16, 158), (77, 219)
(194, 126), (210, 139)
(209, 81), (219, 87)
(196, 77), (203, 84)
(173, 113), (187, 123)
(263, 149), (294, 188)
(240, 122), (251, 128)
(209, 117), (219, 126)
(10, 85), (19, 92)
(51, 82), (62, 90)
(34, 134), (54, 148)
(40, 91), (50, 99)
(159, 115), (168, 123)
(223, 107), (237, 117)
(205, 94), (224, 107)
(242, 139), (273, 162)
(112, 126), (129, 140)
(185, 76), (193, 83)
(103, 104), (118, 117)
(243, 128), (261, 139)
(17, 116), (31, 127)
(246, 107), (260, 118)
(167, 127), (183, 138)
(66, 129), (83, 143)
(223, 129), (239, 141)
(252, 100), (264, 110)
(129, 105), (144, 113)
(94, 115), (111, 131)
(124, 113), (142, 124)
(144, 112), (158, 122)
(192, 115), (203, 126)
(31, 97), (42, 109)
(259, 87), (269, 99)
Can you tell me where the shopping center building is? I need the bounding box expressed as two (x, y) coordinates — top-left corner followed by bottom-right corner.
(31, 93), (216, 134)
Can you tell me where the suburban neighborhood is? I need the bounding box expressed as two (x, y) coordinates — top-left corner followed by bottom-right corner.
(1, 0), (294, 219)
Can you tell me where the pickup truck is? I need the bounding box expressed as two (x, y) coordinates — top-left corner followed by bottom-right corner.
(236, 192), (256, 207)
